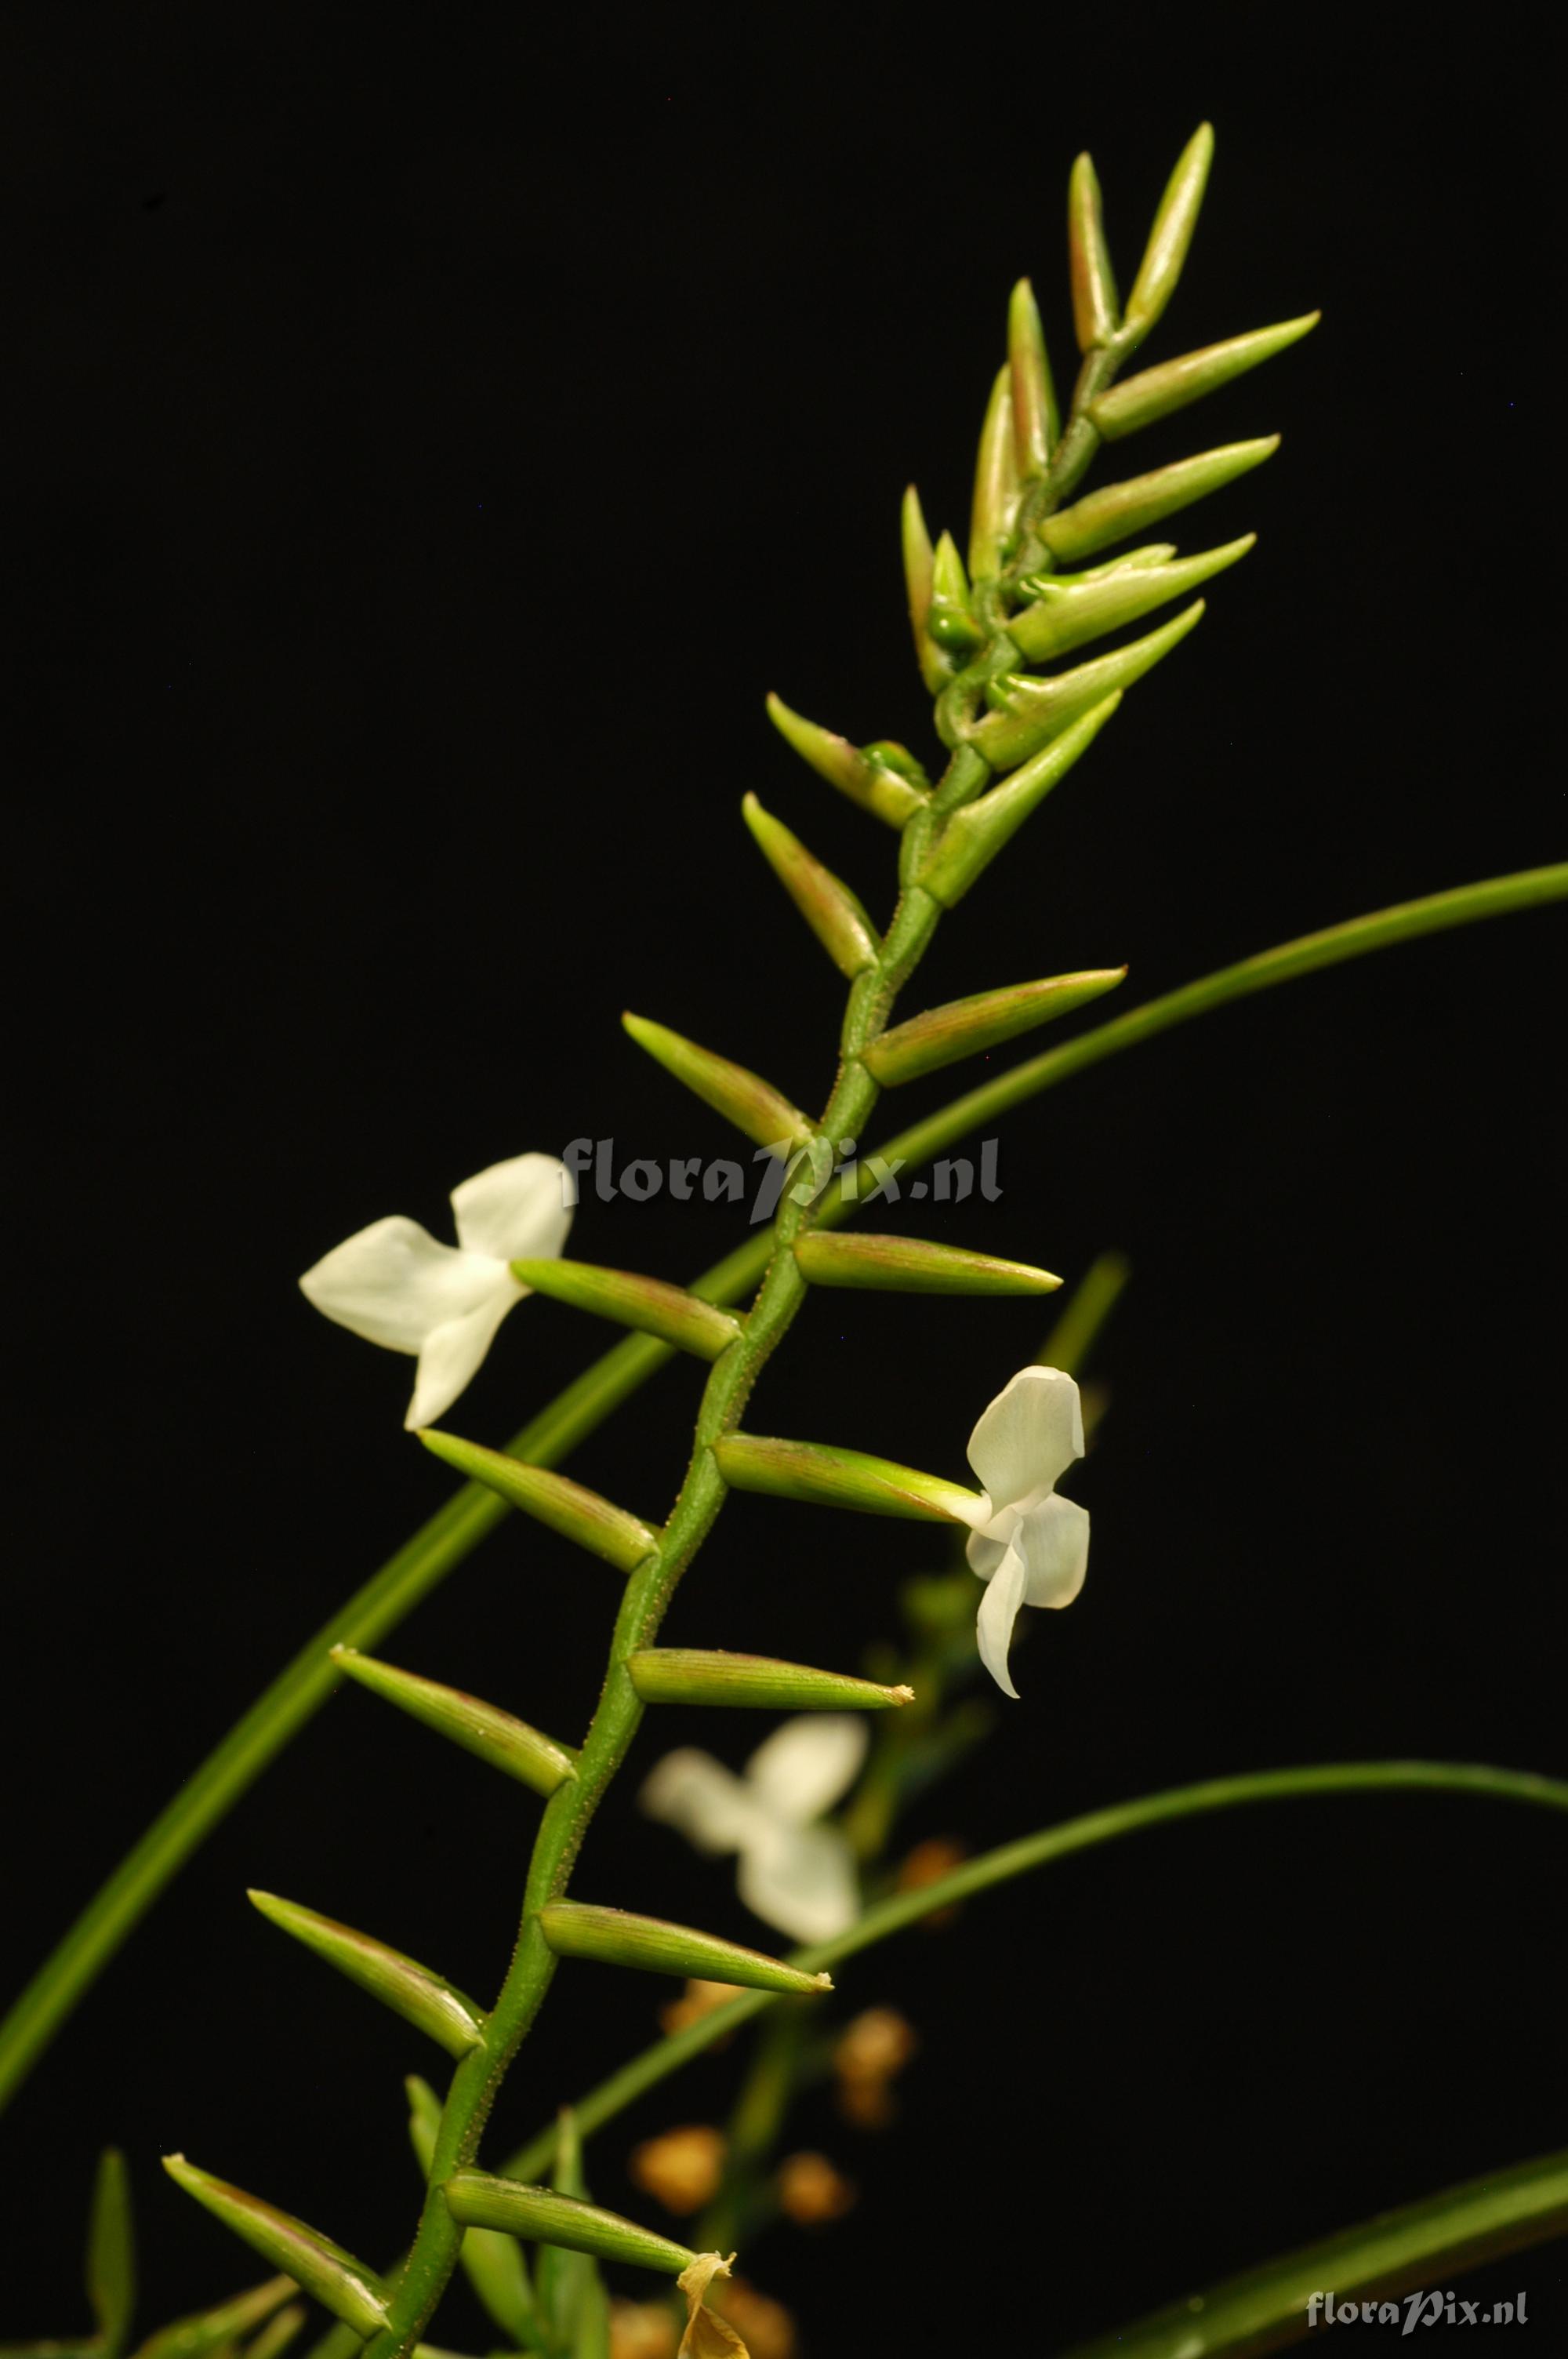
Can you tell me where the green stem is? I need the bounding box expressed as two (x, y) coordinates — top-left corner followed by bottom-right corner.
(4, 863), (1559, 2120)
(500, 1757), (1568, 2183)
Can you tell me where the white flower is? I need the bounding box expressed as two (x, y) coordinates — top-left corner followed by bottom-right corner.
(640, 1716), (869, 1943)
(959, 1365), (1089, 1699)
(299, 1152), (572, 1430)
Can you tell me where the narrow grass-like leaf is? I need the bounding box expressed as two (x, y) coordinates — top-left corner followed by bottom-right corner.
(972, 602), (1203, 767)
(1123, 122), (1214, 343)
(161, 2161), (389, 2338)
(539, 1903), (833, 1995)
(628, 1647), (913, 1710)
(764, 692), (925, 827)
(968, 364), (1018, 580)
(1007, 277), (1058, 473)
(407, 2077), (539, 2345)
(1091, 314), (1319, 441)
(511, 1257), (743, 1360)
(241, 2306), (306, 2359)
(536, 2111), (597, 2344)
(134, 2278), (296, 2359)
(865, 969), (1127, 1084)
(622, 1013), (815, 1154)
(1038, 1250), (1131, 1376)
(920, 695), (1122, 907)
(247, 1891), (485, 2056)
(1068, 152), (1119, 348)
(795, 1232), (1061, 1296)
(741, 794), (880, 977)
(332, 1646), (576, 1796)
(1009, 537), (1253, 662)
(86, 2149), (135, 2357)
(444, 2172), (697, 2277)
(899, 483), (951, 693)
(714, 1432), (980, 1524)
(417, 1427), (658, 1572)
(1064, 2144), (1568, 2358)
(1041, 438), (1278, 564)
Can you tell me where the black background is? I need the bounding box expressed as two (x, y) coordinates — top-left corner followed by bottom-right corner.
(4, 5), (1563, 2350)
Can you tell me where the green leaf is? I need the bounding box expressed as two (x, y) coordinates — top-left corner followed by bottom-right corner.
(444, 2172), (697, 2278)
(406, 2079), (539, 2347)
(1068, 151), (1120, 349)
(418, 1427), (659, 1574)
(332, 1646), (577, 1797)
(795, 1231), (1061, 1296)
(161, 2160), (388, 2338)
(1123, 121), (1214, 343)
(539, 1902), (833, 1996)
(1064, 2144), (1568, 2357)
(1091, 314), (1319, 442)
(713, 1431), (981, 1525)
(741, 794), (880, 978)
(240, 2306), (307, 2359)
(622, 1012), (815, 1154)
(864, 969), (1127, 1084)
(628, 1646), (913, 1711)
(1009, 536), (1254, 663)
(764, 691), (925, 827)
(971, 602), (1203, 768)
(920, 696), (1122, 907)
(511, 1257), (743, 1361)
(247, 1891), (486, 2056)
(1040, 438), (1278, 564)
(85, 2150), (136, 2357)
(132, 2278), (297, 2359)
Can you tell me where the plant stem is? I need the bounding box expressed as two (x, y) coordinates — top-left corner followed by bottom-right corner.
(3, 864), (1559, 2123)
(499, 1757), (1568, 2183)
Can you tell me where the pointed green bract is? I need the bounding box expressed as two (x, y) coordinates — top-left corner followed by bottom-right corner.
(622, 1012), (815, 1154)
(764, 691), (925, 827)
(1041, 438), (1279, 564)
(795, 1232), (1062, 1297)
(332, 1646), (575, 1796)
(1009, 537), (1254, 663)
(973, 602), (1203, 767)
(408, 2077), (539, 2346)
(539, 1901), (832, 1996)
(418, 1427), (659, 1573)
(742, 794), (880, 978)
(1068, 152), (1120, 349)
(511, 1256), (742, 1361)
(714, 1431), (981, 1525)
(247, 1890), (485, 2057)
(928, 529), (981, 649)
(920, 695), (1121, 907)
(1007, 277), (1058, 474)
(86, 2149), (135, 2357)
(865, 969), (1128, 1084)
(628, 1646), (913, 1710)
(135, 2279), (296, 2359)
(1092, 313), (1320, 441)
(968, 363), (1019, 582)
(1123, 121), (1214, 343)
(901, 485), (951, 693)
(445, 2171), (697, 2279)
(161, 2159), (389, 2338)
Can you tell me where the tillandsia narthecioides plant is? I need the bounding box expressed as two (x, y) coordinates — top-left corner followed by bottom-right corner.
(6, 118), (1568, 2359)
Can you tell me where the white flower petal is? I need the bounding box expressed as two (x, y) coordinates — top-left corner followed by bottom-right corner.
(965, 1523), (1012, 1582)
(1014, 1491), (1091, 1609)
(738, 1820), (860, 1943)
(745, 1715), (869, 1824)
(974, 1542), (1029, 1699)
(639, 1750), (759, 1856)
(966, 1365), (1084, 1507)
(405, 1281), (523, 1428)
(452, 1153), (574, 1265)
(300, 1216), (509, 1352)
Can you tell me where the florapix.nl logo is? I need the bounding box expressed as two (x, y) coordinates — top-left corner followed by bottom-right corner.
(560, 1135), (1004, 1225)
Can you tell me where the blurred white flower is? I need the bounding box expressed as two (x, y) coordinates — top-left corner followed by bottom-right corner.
(299, 1152), (571, 1430)
(640, 1716), (869, 1943)
(959, 1365), (1089, 1699)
